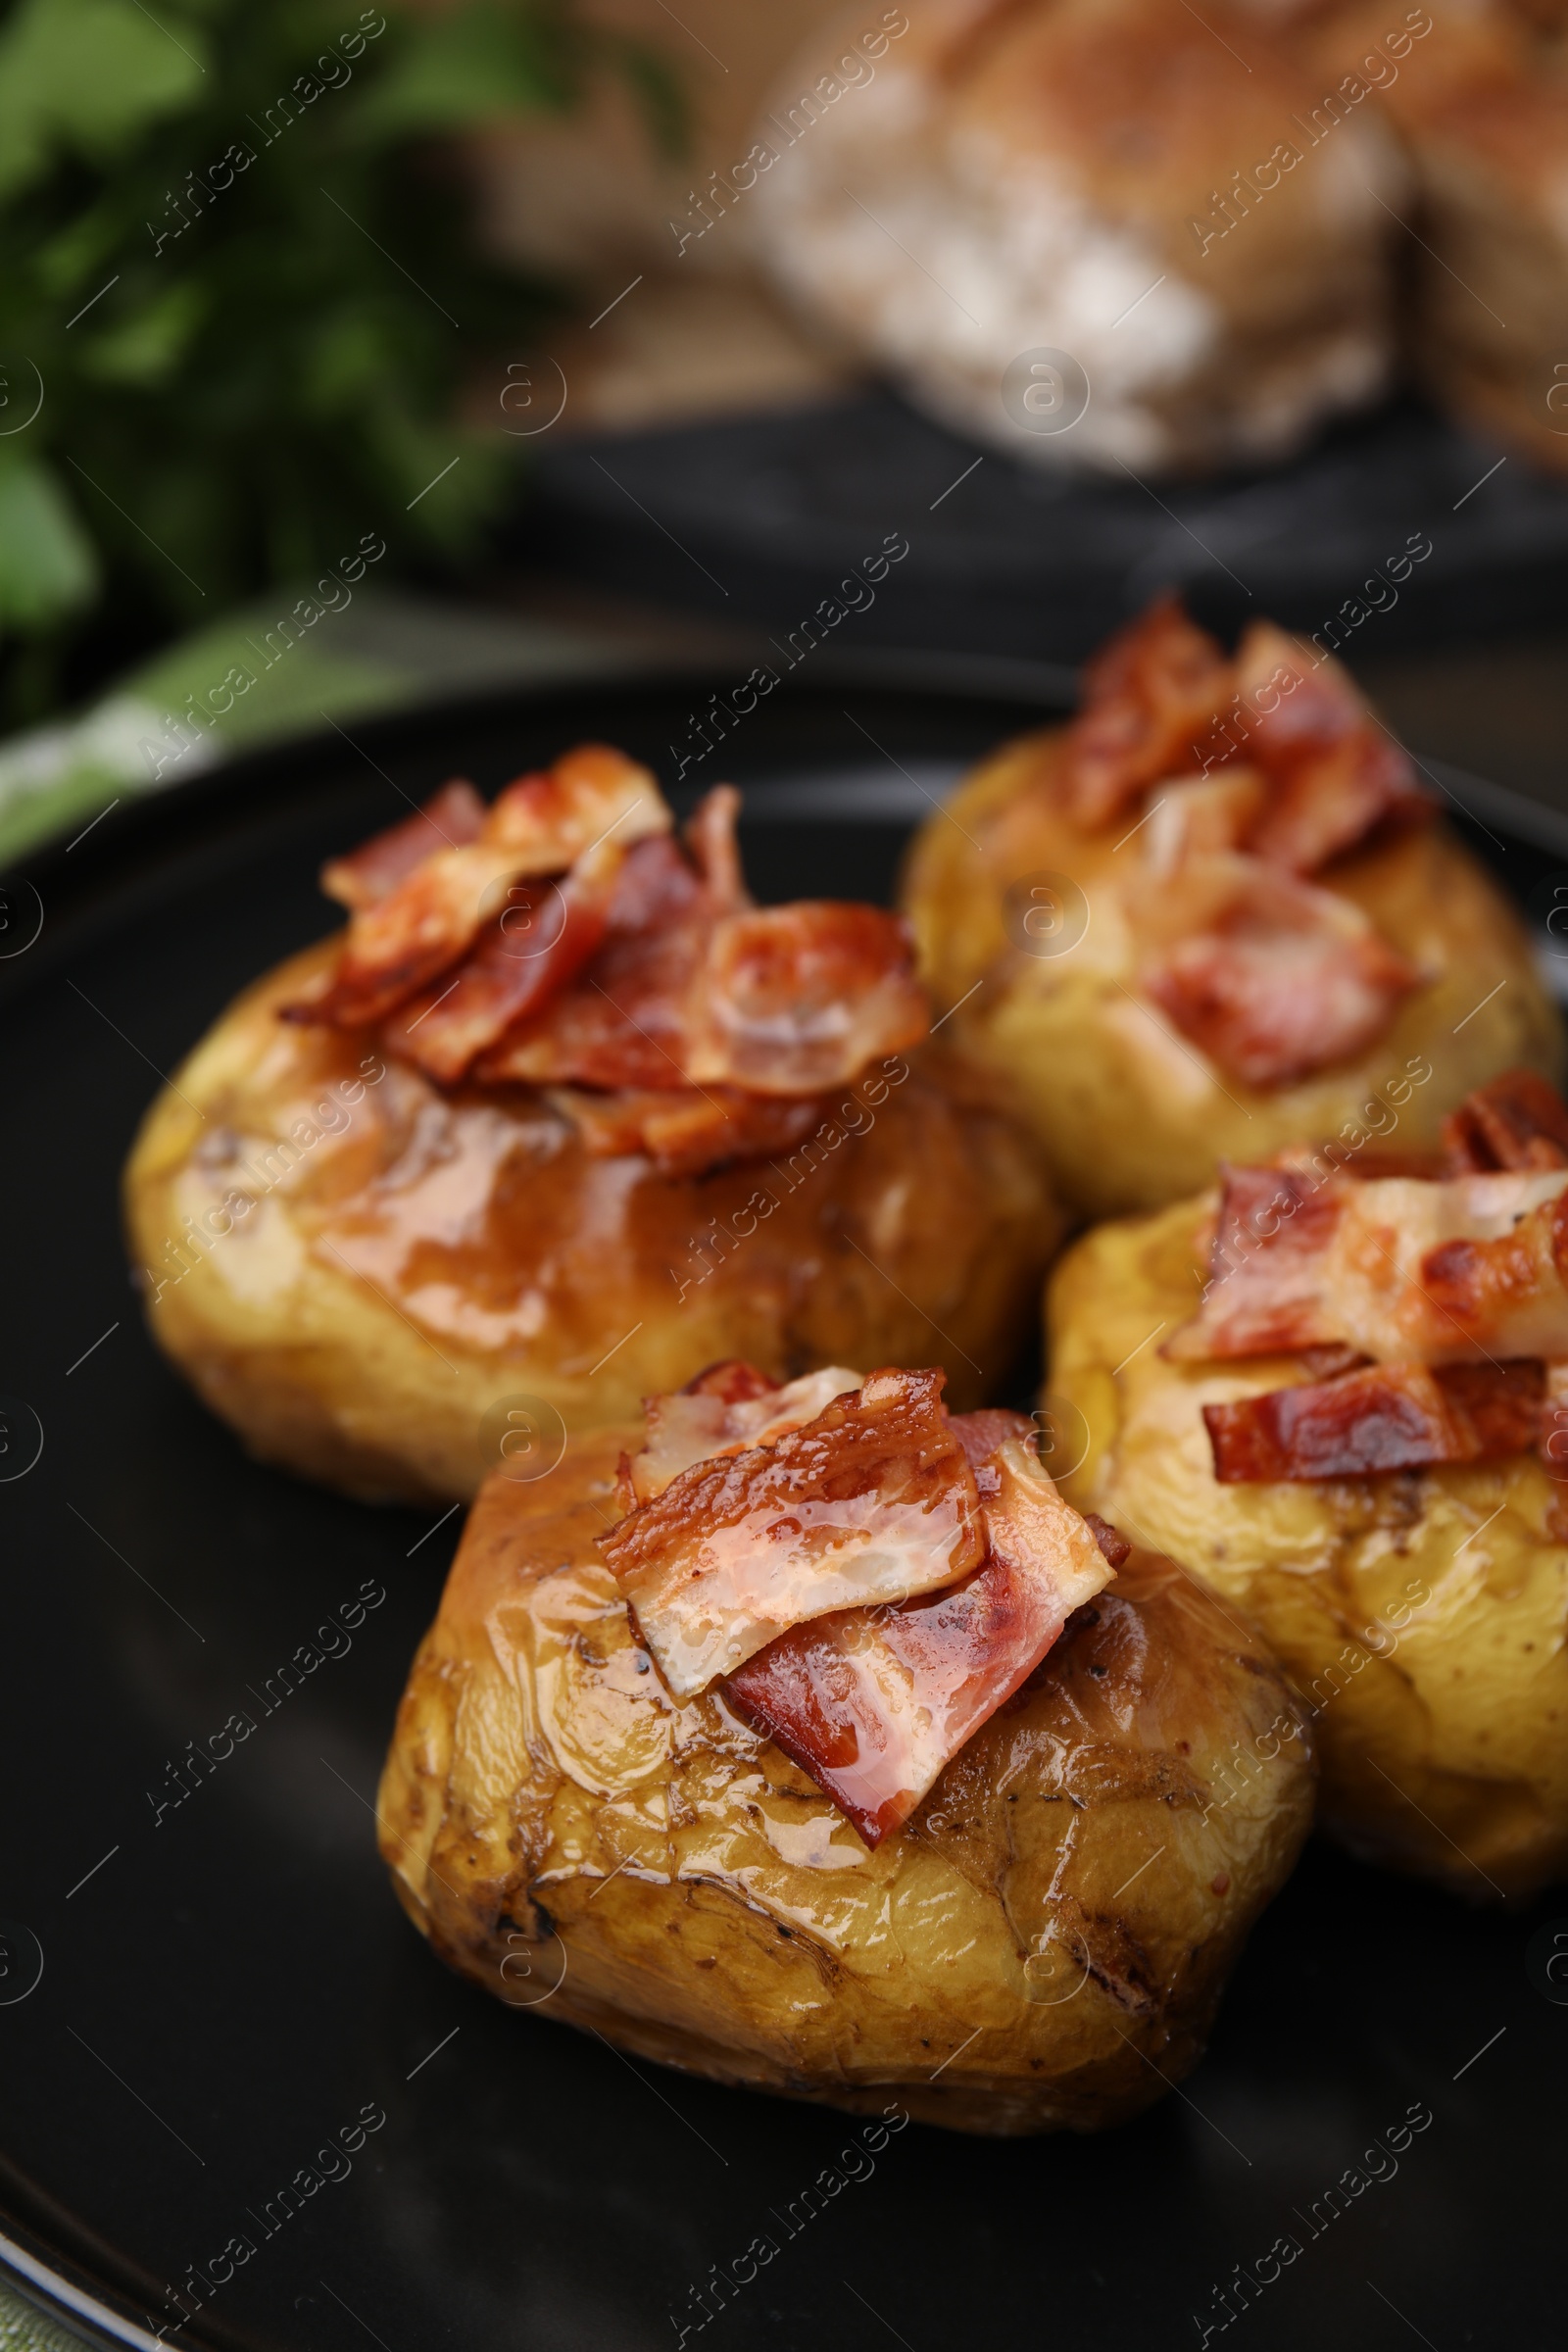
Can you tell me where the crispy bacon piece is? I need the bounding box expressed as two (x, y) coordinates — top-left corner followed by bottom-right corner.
(723, 1441), (1113, 1846)
(383, 836), (627, 1085)
(1169, 1160), (1568, 1365)
(684, 784), (752, 915)
(1141, 858), (1422, 1091)
(684, 904), (929, 1097)
(1231, 622), (1429, 873)
(1061, 596), (1233, 829)
(1165, 1163), (1348, 1361)
(1204, 1359), (1544, 1482)
(950, 1407), (1036, 1494)
(477, 831), (713, 1091)
(320, 780), (485, 909)
(1443, 1069), (1568, 1174)
(624, 1364), (861, 1505)
(548, 1084), (823, 1178)
(1058, 598), (1429, 879)
(599, 1368), (984, 1697)
(291, 747), (670, 1029)
(1083, 1512), (1132, 1568)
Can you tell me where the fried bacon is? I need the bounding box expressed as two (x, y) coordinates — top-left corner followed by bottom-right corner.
(548, 1084), (824, 1178)
(1442, 1069), (1568, 1174)
(1204, 1359), (1544, 1483)
(1140, 858), (1422, 1092)
(1061, 596), (1234, 830)
(476, 831), (715, 1092)
(384, 836), (628, 1085)
(1230, 622), (1428, 873)
(1170, 1163), (1568, 1364)
(684, 904), (929, 1097)
(950, 1407), (1036, 1494)
(289, 747), (671, 1029)
(1058, 597), (1430, 875)
(723, 1440), (1113, 1846)
(623, 1364), (860, 1506)
(600, 1368), (984, 1697)
(320, 780), (485, 908)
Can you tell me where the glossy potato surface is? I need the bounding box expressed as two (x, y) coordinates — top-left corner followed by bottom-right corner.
(1049, 1200), (1568, 1897)
(123, 939), (1059, 1503)
(902, 727), (1563, 1217)
(376, 1430), (1315, 2134)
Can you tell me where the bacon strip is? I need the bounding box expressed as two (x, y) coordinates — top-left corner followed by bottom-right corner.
(1058, 597), (1430, 875)
(684, 904), (929, 1097)
(477, 831), (713, 1091)
(1230, 621), (1428, 873)
(382, 836), (627, 1085)
(723, 1441), (1113, 1846)
(1140, 858), (1421, 1092)
(320, 780), (485, 908)
(1170, 1164), (1568, 1364)
(600, 1369), (984, 1697)
(549, 1085), (823, 1178)
(1204, 1359), (1544, 1483)
(1442, 1069), (1568, 1174)
(624, 1364), (861, 1506)
(292, 747), (671, 1029)
(1061, 596), (1234, 830)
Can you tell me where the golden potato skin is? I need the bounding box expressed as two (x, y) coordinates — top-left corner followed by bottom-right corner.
(901, 726), (1563, 1217)
(123, 939), (1059, 1504)
(375, 1430), (1315, 2135)
(1049, 1200), (1568, 1898)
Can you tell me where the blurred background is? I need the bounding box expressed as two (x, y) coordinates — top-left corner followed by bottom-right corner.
(6, 0), (1568, 869)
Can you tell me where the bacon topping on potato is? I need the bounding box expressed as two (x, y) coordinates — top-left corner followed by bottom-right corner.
(1171, 1075), (1568, 1483)
(1052, 596), (1433, 1089)
(600, 1369), (986, 1698)
(724, 1434), (1114, 1846)
(1060, 595), (1430, 868)
(1171, 1160), (1568, 1365)
(1063, 595), (1234, 831)
(320, 779), (485, 908)
(284, 761), (929, 1156)
(1139, 859), (1421, 1091)
(298, 747), (670, 1028)
(1205, 1359), (1545, 1482)
(624, 1362), (861, 1506)
(598, 1370), (1118, 1844)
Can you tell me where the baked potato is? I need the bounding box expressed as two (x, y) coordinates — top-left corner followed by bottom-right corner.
(903, 598), (1562, 1218)
(1047, 1072), (1568, 1897)
(376, 1377), (1315, 2135)
(123, 752), (1059, 1503)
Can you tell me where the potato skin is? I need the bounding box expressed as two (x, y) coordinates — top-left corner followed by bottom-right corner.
(901, 725), (1563, 1217)
(1048, 1199), (1568, 1898)
(375, 1430), (1315, 2135)
(122, 938), (1059, 1503)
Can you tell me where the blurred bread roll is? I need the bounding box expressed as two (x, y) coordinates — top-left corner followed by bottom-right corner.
(1304, 0), (1568, 472)
(749, 0), (1408, 471)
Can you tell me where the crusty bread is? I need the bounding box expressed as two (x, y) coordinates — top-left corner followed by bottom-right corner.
(751, 0), (1406, 471)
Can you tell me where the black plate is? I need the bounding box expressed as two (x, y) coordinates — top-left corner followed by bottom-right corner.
(531, 389), (1568, 665)
(2, 663), (1566, 2352)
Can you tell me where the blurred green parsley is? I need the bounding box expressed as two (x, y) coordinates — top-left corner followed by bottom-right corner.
(0, 0), (680, 721)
